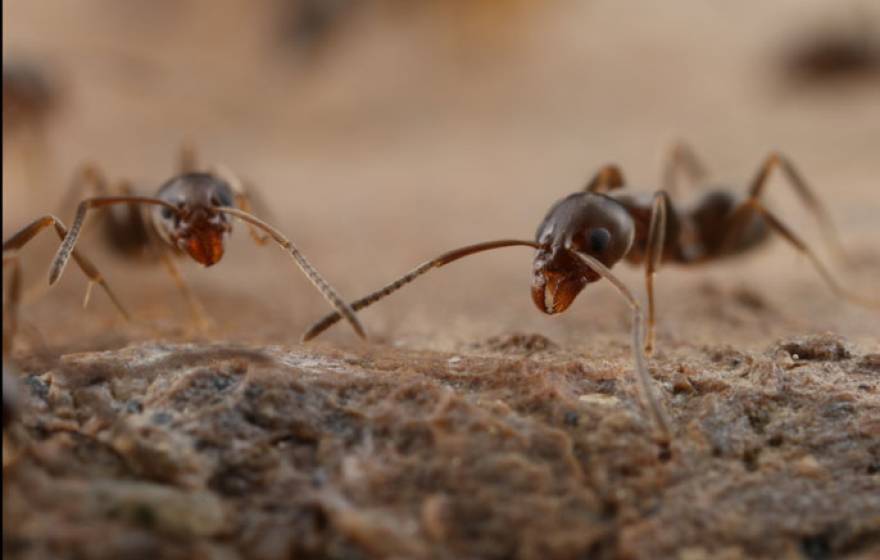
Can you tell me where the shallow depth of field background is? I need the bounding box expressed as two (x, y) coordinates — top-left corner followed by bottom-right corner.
(3, 0), (879, 354)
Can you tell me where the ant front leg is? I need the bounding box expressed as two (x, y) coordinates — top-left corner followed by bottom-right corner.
(49, 196), (178, 285)
(661, 141), (709, 196)
(2, 215), (131, 323)
(153, 243), (212, 332)
(644, 191), (672, 355)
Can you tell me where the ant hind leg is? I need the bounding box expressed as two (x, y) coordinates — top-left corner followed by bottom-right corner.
(745, 152), (849, 264)
(727, 200), (879, 309)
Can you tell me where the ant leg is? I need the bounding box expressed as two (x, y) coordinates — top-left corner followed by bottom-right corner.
(728, 200), (879, 309)
(155, 249), (211, 331)
(48, 196), (178, 286)
(2, 216), (131, 321)
(644, 191), (671, 355)
(584, 164), (626, 193)
(2, 255), (23, 354)
(62, 165), (151, 241)
(301, 239), (541, 341)
(746, 152), (849, 264)
(178, 140), (199, 174)
(210, 164), (273, 245)
(573, 251), (671, 444)
(661, 141), (709, 195)
(56, 164), (113, 231)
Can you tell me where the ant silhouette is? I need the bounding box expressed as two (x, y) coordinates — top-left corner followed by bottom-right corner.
(2, 145), (365, 340)
(301, 143), (879, 442)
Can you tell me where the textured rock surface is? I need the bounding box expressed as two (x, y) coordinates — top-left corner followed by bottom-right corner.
(4, 335), (880, 559)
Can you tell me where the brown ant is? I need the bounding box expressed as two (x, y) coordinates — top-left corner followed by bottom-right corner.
(302, 143), (879, 442)
(2, 145), (365, 339)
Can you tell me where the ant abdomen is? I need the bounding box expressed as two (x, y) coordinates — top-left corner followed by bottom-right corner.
(690, 190), (770, 258)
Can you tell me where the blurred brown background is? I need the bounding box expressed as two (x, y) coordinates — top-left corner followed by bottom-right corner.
(3, 0), (879, 355)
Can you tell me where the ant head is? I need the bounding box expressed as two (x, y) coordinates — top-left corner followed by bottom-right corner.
(153, 173), (236, 266)
(531, 192), (634, 314)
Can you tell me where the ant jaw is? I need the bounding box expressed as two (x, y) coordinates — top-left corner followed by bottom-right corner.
(531, 247), (597, 314)
(181, 228), (226, 266)
(531, 270), (588, 314)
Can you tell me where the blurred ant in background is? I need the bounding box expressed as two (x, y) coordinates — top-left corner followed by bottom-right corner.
(3, 61), (62, 198)
(779, 5), (880, 86)
(275, 0), (357, 57)
(303, 143), (879, 443)
(2, 145), (366, 340)
(272, 0), (538, 61)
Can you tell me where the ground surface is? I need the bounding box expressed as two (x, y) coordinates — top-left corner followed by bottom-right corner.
(3, 1), (880, 559)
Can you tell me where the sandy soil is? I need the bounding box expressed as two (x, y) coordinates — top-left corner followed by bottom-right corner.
(3, 1), (880, 558)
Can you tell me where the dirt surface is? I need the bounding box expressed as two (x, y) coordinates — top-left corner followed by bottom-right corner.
(3, 1), (880, 559)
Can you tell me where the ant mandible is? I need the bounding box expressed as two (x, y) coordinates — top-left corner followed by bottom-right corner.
(2, 145), (365, 340)
(301, 143), (879, 442)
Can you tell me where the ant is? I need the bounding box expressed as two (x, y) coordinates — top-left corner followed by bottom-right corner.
(301, 143), (879, 442)
(2, 145), (366, 340)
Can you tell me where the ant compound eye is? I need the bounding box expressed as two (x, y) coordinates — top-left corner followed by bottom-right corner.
(161, 207), (174, 220)
(211, 189), (234, 207)
(587, 228), (612, 253)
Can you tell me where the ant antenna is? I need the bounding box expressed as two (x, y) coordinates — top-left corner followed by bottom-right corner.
(217, 207), (368, 340)
(572, 250), (672, 444)
(301, 240), (541, 342)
